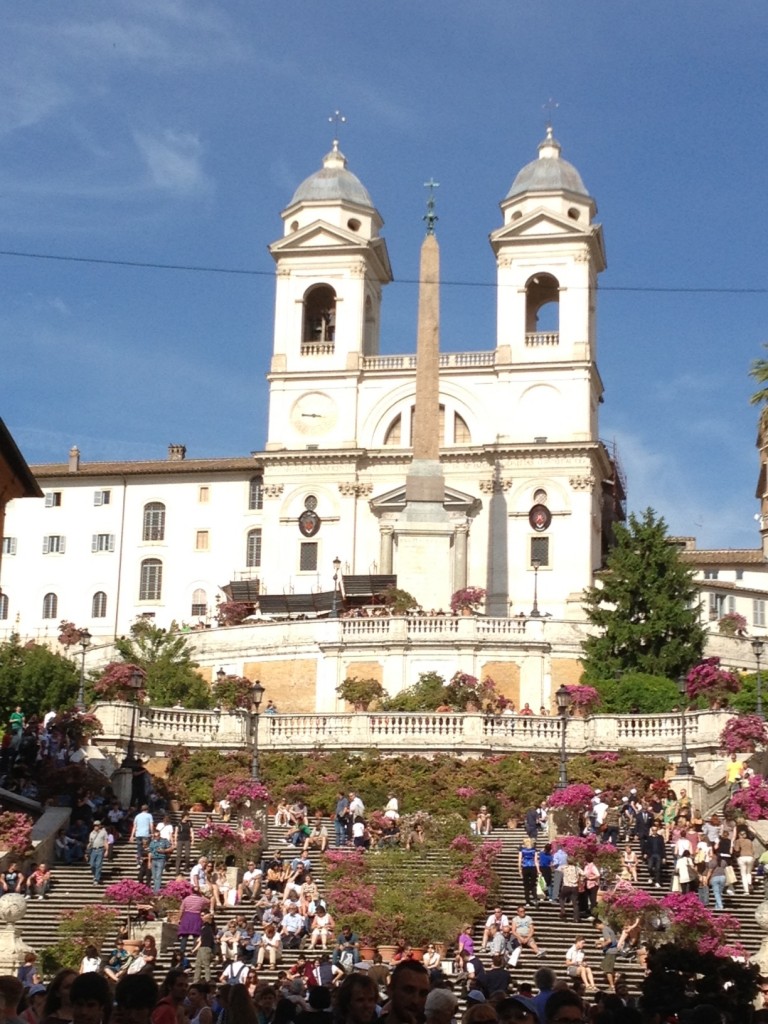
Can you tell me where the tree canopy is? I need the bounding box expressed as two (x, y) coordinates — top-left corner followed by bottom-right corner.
(581, 508), (706, 683)
(0, 635), (80, 719)
(113, 621), (211, 708)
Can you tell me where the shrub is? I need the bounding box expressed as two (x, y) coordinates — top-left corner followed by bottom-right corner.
(450, 587), (487, 614)
(730, 774), (768, 820)
(686, 658), (740, 705)
(211, 673), (255, 710)
(0, 811), (34, 855)
(719, 714), (768, 755)
(593, 673), (680, 714)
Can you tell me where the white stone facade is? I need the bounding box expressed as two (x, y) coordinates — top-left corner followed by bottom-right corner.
(0, 132), (623, 646)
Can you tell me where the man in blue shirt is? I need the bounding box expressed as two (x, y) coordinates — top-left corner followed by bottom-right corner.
(130, 804), (154, 862)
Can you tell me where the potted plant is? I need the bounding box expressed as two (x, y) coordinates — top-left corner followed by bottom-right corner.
(450, 587), (487, 616)
(718, 611), (747, 637)
(381, 587), (420, 616)
(685, 657), (741, 708)
(197, 819), (263, 869)
(336, 676), (387, 711)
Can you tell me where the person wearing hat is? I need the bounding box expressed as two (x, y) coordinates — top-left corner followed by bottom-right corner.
(21, 984), (46, 1024)
(85, 820), (108, 884)
(496, 996), (539, 1023)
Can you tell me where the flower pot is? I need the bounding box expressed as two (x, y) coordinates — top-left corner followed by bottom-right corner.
(376, 944), (398, 963)
(410, 948), (424, 962)
(359, 946), (376, 962)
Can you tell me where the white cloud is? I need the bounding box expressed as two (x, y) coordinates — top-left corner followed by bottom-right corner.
(0, 68), (72, 135)
(612, 428), (758, 550)
(133, 129), (212, 196)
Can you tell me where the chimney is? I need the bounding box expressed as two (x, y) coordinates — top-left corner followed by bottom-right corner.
(167, 443), (187, 462)
(68, 445), (80, 473)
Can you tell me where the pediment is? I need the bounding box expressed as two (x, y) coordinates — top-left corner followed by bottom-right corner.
(371, 482), (481, 514)
(270, 219), (368, 254)
(491, 209), (590, 245)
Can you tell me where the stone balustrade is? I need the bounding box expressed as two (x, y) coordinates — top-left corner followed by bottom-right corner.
(92, 702), (732, 763)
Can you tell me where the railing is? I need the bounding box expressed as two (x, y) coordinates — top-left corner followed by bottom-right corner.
(362, 352), (495, 371)
(92, 703), (731, 761)
(525, 332), (559, 346)
(300, 342), (335, 356)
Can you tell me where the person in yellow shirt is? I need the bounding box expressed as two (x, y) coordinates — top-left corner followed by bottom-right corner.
(726, 753), (745, 795)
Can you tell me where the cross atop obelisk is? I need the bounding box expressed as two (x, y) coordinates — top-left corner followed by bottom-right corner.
(423, 178), (440, 236)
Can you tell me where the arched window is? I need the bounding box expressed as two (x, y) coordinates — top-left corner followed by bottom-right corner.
(525, 273), (560, 337)
(246, 529), (262, 568)
(143, 502), (166, 542)
(191, 588), (207, 617)
(302, 284), (337, 345)
(0, 594), (8, 620)
(249, 476), (264, 511)
(139, 559), (163, 601)
(42, 592), (58, 619)
(92, 592), (107, 618)
(383, 414), (402, 446)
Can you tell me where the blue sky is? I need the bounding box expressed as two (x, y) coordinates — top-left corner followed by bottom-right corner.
(1, 1), (766, 549)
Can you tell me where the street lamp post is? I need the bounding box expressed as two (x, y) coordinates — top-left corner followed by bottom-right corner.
(752, 638), (765, 718)
(331, 556), (342, 618)
(555, 684), (573, 789)
(76, 628), (92, 712)
(122, 668), (145, 769)
(250, 680), (265, 780)
(530, 559), (542, 618)
(677, 674), (693, 776)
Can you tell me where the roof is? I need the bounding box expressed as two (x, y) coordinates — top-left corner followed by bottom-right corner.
(28, 456), (260, 479)
(680, 549), (766, 566)
(0, 419), (43, 499)
(506, 128), (589, 200)
(290, 143), (374, 209)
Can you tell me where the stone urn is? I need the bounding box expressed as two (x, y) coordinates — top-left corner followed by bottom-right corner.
(0, 893), (34, 974)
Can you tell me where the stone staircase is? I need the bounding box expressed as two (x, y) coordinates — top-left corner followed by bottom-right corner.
(23, 813), (766, 996)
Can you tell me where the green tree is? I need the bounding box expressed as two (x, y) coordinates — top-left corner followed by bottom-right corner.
(594, 672), (680, 713)
(115, 621), (211, 709)
(749, 343), (768, 429)
(0, 635), (79, 718)
(582, 508), (706, 683)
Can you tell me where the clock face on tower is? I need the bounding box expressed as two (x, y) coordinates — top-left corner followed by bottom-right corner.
(290, 392), (338, 436)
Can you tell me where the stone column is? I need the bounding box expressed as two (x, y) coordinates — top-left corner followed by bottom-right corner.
(380, 526), (394, 574)
(453, 524), (468, 591)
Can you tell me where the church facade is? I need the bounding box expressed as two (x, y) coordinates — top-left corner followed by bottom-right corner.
(0, 131), (626, 692)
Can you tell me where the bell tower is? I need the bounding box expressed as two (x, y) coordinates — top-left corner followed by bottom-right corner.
(266, 134), (392, 451)
(489, 127), (606, 443)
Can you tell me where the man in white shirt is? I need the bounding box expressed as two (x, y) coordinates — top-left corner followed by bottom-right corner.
(238, 861), (263, 902)
(481, 907), (509, 950)
(190, 857), (209, 893)
(348, 792), (365, 818)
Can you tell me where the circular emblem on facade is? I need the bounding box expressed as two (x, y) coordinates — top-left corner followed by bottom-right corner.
(529, 504), (552, 532)
(298, 510), (321, 537)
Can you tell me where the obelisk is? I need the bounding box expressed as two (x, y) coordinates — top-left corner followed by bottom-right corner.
(405, 181), (445, 504)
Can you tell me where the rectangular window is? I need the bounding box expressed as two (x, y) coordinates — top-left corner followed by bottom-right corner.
(300, 542), (318, 572)
(43, 535), (65, 554)
(191, 602), (207, 617)
(736, 569), (744, 581)
(754, 600), (766, 628)
(709, 593), (726, 620)
(93, 490), (111, 506)
(195, 530), (209, 551)
(246, 529), (262, 568)
(44, 491), (62, 508)
(199, 486), (210, 503)
(91, 533), (115, 553)
(727, 595), (736, 614)
(1, 538), (17, 556)
(530, 537), (549, 567)
(249, 477), (264, 511)
(704, 570), (719, 580)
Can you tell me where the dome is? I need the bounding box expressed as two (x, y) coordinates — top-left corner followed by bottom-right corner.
(506, 127), (589, 200)
(290, 142), (374, 208)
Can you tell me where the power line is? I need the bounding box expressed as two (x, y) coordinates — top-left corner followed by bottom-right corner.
(0, 247), (765, 294)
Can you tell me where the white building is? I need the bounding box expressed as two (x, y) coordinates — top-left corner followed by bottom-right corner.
(2, 129), (625, 643)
